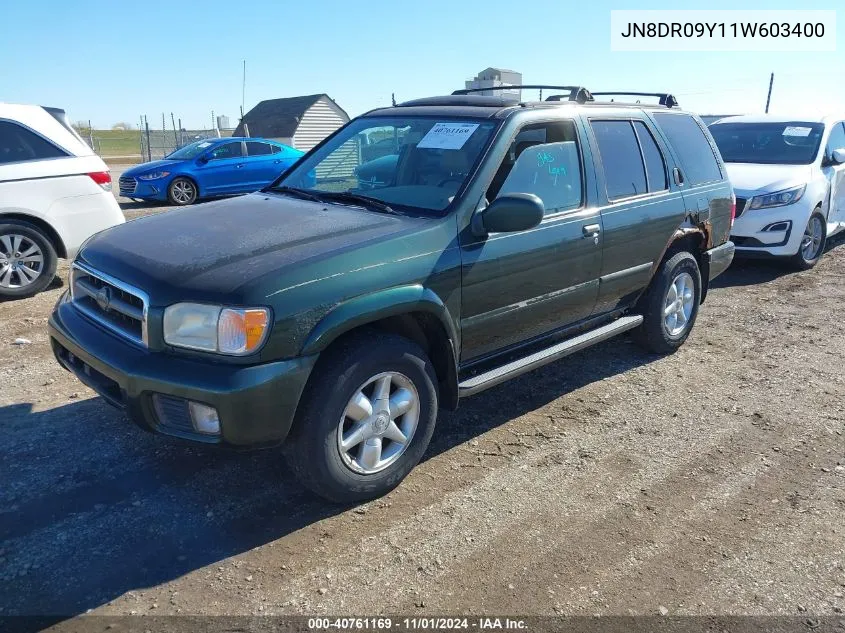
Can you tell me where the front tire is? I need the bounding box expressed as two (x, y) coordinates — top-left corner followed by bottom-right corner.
(634, 251), (702, 354)
(284, 331), (438, 503)
(789, 210), (826, 270)
(167, 177), (198, 205)
(0, 220), (58, 300)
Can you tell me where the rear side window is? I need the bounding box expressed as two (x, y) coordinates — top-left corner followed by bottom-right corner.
(0, 120), (67, 164)
(633, 121), (667, 191)
(590, 120), (647, 199)
(246, 141), (273, 156)
(653, 113), (722, 185)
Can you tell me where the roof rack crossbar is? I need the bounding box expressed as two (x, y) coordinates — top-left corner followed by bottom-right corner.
(590, 92), (679, 108)
(452, 85), (593, 104)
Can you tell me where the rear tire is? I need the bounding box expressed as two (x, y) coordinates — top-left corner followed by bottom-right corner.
(0, 220), (58, 300)
(284, 331), (438, 503)
(167, 177), (198, 205)
(789, 210), (826, 270)
(634, 251), (701, 354)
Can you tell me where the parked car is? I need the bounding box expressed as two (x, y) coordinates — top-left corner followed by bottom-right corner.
(49, 87), (735, 502)
(709, 115), (845, 269)
(119, 137), (303, 206)
(0, 103), (124, 299)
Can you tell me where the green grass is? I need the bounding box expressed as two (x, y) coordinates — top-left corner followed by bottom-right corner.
(76, 129), (142, 157)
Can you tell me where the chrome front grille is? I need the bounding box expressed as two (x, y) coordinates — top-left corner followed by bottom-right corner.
(118, 176), (137, 195)
(70, 263), (148, 347)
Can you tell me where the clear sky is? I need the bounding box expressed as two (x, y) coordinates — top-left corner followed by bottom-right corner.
(1, 0), (842, 129)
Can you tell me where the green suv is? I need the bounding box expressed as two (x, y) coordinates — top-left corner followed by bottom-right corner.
(49, 87), (735, 502)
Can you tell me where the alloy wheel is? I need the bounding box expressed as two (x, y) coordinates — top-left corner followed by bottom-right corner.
(336, 371), (420, 475)
(0, 233), (44, 289)
(663, 271), (695, 337)
(800, 215), (824, 262)
(171, 179), (196, 204)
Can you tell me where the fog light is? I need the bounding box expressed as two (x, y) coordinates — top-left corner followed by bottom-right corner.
(188, 402), (220, 435)
(763, 221), (791, 232)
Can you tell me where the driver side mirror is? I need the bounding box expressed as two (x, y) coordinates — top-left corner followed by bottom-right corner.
(472, 193), (544, 237)
(197, 155), (209, 164)
(832, 148), (845, 165)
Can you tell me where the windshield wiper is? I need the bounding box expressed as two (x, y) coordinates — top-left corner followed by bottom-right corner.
(270, 186), (322, 202)
(316, 191), (397, 214)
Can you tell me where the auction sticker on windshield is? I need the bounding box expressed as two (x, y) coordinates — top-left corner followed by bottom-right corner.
(417, 123), (480, 150)
(783, 126), (813, 137)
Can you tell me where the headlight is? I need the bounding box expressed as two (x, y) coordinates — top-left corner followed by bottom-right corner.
(138, 171), (171, 181)
(163, 303), (271, 355)
(748, 184), (806, 210)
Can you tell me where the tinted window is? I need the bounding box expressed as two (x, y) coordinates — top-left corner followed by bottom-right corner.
(825, 122), (845, 162)
(208, 142), (243, 160)
(0, 121), (67, 164)
(709, 121), (824, 166)
(246, 141), (273, 156)
(488, 121), (583, 214)
(654, 113), (722, 184)
(590, 120), (647, 199)
(633, 121), (667, 191)
(269, 144), (283, 154)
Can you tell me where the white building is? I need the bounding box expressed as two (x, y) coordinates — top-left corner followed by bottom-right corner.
(465, 68), (522, 99)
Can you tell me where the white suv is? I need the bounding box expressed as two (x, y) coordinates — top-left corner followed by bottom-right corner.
(709, 114), (845, 269)
(0, 104), (125, 298)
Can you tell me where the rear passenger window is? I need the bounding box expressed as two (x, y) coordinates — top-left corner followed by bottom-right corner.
(246, 141), (273, 156)
(0, 121), (67, 164)
(653, 112), (722, 185)
(633, 121), (667, 191)
(590, 120), (647, 199)
(487, 121), (583, 214)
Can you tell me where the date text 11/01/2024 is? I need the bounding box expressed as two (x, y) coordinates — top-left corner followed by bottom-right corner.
(620, 22), (825, 38)
(307, 618), (528, 630)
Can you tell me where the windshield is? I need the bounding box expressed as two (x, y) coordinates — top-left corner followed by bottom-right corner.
(273, 116), (498, 213)
(166, 139), (216, 160)
(710, 121), (824, 165)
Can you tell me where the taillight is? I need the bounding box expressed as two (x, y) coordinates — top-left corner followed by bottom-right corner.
(88, 171), (112, 192)
(730, 192), (736, 227)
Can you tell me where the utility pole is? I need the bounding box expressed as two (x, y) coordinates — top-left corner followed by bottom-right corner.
(391, 93), (396, 106)
(765, 72), (774, 113)
(242, 60), (246, 119)
(171, 112), (177, 146)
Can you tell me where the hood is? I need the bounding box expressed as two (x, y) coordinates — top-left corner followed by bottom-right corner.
(724, 162), (813, 196)
(123, 159), (185, 176)
(77, 193), (426, 304)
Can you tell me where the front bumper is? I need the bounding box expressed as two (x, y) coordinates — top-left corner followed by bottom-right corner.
(730, 201), (809, 257)
(48, 292), (317, 447)
(118, 176), (169, 200)
(705, 241), (735, 280)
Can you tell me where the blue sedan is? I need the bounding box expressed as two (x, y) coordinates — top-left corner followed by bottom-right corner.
(118, 137), (303, 205)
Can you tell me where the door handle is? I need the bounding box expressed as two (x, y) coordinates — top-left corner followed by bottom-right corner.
(273, 159), (283, 164)
(235, 163), (244, 168)
(582, 224), (601, 238)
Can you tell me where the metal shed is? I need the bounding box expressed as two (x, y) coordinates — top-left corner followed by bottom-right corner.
(234, 94), (349, 152)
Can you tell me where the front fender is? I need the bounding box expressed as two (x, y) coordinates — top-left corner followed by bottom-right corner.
(300, 284), (459, 357)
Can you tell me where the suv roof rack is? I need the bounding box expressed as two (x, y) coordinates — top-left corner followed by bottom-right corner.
(590, 92), (679, 108)
(452, 85), (594, 105)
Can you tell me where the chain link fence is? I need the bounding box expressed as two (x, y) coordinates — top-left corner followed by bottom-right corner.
(139, 128), (225, 161)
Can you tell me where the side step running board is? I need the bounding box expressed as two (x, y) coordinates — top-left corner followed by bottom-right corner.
(458, 315), (644, 398)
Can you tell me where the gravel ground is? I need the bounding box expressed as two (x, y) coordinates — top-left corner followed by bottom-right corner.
(1, 180), (844, 620)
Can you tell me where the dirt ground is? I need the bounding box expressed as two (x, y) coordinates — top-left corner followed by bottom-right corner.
(1, 179), (844, 620)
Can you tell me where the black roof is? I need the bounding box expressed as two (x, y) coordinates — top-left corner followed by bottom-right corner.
(233, 94), (348, 137)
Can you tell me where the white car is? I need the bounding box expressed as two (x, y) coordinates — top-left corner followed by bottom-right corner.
(709, 114), (845, 269)
(0, 104), (125, 298)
